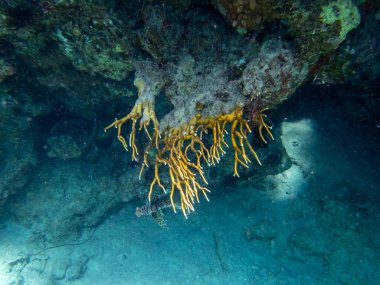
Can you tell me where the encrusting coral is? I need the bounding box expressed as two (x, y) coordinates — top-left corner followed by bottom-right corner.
(213, 0), (278, 33)
(106, 95), (273, 217)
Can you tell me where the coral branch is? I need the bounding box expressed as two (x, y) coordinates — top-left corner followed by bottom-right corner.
(107, 101), (273, 218)
(105, 77), (160, 162)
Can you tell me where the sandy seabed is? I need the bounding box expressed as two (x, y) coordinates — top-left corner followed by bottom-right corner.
(1, 91), (380, 285)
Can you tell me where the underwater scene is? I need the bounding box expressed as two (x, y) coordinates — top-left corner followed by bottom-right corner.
(1, 0), (380, 284)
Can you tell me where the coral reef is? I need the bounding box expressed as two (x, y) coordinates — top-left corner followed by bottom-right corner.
(0, 0), (374, 228)
(107, 101), (273, 217)
(53, 2), (136, 81)
(214, 0), (361, 63)
(286, 0), (361, 63)
(101, 1), (362, 217)
(320, 0), (361, 44)
(241, 39), (308, 106)
(213, 0), (279, 32)
(138, 5), (184, 63)
(316, 4), (380, 87)
(104, 60), (165, 161)
(0, 0), (137, 119)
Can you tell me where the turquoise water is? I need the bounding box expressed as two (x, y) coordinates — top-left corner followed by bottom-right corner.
(1, 86), (379, 285)
(1, 1), (380, 284)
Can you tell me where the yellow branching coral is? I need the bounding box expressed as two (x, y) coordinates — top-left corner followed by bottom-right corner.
(252, 107), (274, 144)
(106, 100), (273, 218)
(104, 78), (160, 162)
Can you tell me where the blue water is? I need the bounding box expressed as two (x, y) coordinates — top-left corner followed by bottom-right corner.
(1, 0), (379, 283)
(1, 85), (379, 285)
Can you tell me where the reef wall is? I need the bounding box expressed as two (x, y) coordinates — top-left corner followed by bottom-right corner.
(1, 0), (379, 239)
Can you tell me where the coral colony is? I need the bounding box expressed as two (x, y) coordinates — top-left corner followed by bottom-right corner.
(99, 0), (362, 218)
(105, 81), (273, 218)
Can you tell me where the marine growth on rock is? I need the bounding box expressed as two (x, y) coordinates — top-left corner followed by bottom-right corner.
(0, 0), (367, 218)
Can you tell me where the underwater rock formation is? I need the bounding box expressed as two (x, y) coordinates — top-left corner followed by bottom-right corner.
(46, 135), (82, 160)
(241, 39), (308, 106)
(11, 161), (126, 243)
(0, 0), (372, 223)
(316, 5), (380, 87)
(215, 0), (362, 65)
(0, 59), (14, 82)
(138, 5), (184, 63)
(213, 0), (279, 32)
(52, 2), (137, 81)
(0, 84), (49, 214)
(102, 0), (363, 216)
